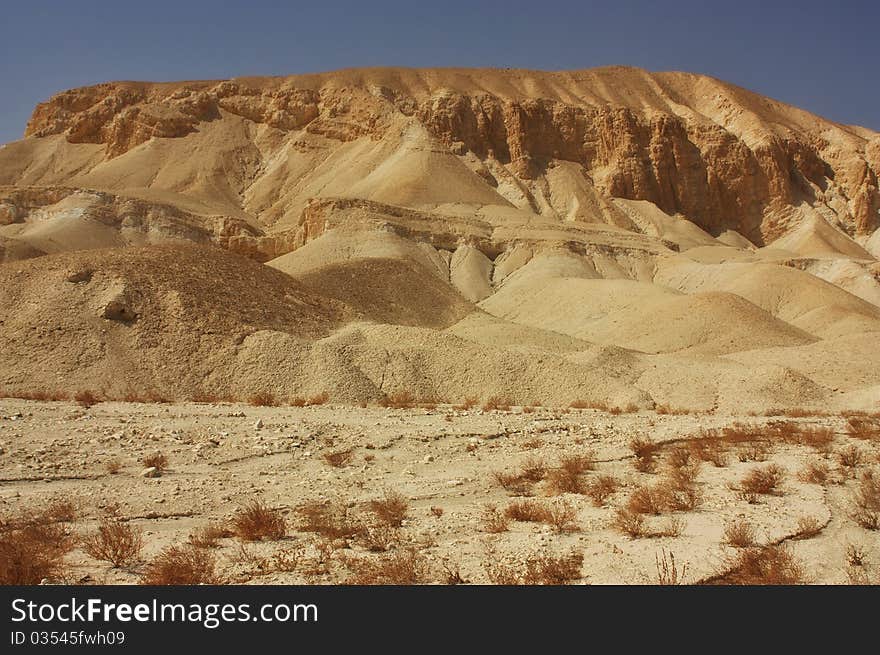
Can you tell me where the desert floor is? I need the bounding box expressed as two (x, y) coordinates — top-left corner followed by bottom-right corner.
(1, 399), (878, 585)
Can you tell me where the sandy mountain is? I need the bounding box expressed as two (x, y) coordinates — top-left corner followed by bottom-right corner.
(1, 66), (879, 412)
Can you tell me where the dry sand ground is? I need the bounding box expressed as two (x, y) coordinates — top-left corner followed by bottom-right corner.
(2, 399), (878, 585)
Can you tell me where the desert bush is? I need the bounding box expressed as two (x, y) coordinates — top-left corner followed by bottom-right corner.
(74, 390), (101, 408)
(613, 508), (645, 539)
(481, 504), (510, 533)
(689, 437), (729, 467)
(45, 499), (77, 523)
(630, 437), (659, 472)
(846, 416), (880, 441)
(142, 452), (168, 472)
(248, 391), (278, 407)
(522, 550), (584, 585)
(81, 517), (143, 567)
(232, 501), (286, 541)
(656, 516), (686, 538)
(667, 446), (692, 469)
(141, 544), (220, 585)
(505, 499), (550, 523)
(0, 511), (74, 584)
(798, 460), (831, 485)
(188, 524), (232, 549)
(322, 448), (354, 468)
(482, 396), (512, 412)
(712, 545), (804, 585)
(852, 470), (880, 530)
(838, 445), (864, 473)
(430, 506), (444, 518)
(493, 458), (545, 495)
(105, 459), (122, 475)
(380, 391), (416, 409)
(846, 543), (867, 567)
(585, 474), (618, 506)
(358, 525), (401, 553)
(655, 549), (687, 585)
(343, 547), (431, 585)
(628, 485), (664, 515)
(793, 516), (823, 539)
(369, 491), (409, 528)
(739, 464), (785, 499)
(297, 500), (363, 540)
(545, 467), (585, 495)
(309, 391), (332, 405)
(724, 519), (756, 548)
(544, 500), (579, 534)
(454, 396), (478, 410)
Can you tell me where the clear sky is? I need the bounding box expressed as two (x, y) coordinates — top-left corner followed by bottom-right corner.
(1, 0), (877, 144)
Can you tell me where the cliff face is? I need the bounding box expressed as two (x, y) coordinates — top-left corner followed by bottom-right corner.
(13, 67), (880, 244)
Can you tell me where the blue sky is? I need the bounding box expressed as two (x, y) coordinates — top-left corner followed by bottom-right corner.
(1, 0), (876, 144)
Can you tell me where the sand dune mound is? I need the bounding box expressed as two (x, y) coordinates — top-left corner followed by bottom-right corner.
(0, 244), (351, 397)
(293, 257), (474, 329)
(481, 275), (813, 354)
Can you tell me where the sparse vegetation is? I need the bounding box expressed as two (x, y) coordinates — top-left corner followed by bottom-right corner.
(852, 469), (880, 530)
(710, 545), (804, 585)
(232, 501), (286, 541)
(484, 548), (583, 585)
(142, 452), (168, 472)
(188, 524), (231, 549)
(323, 448), (354, 468)
(74, 390), (101, 408)
(613, 508), (645, 539)
(141, 544), (220, 585)
(655, 549), (687, 585)
(739, 464), (785, 500)
(248, 391), (278, 407)
(297, 500), (363, 540)
(630, 437), (659, 472)
(585, 474), (618, 506)
(380, 391), (416, 409)
(481, 504), (510, 533)
(82, 517), (143, 567)
(369, 491), (409, 527)
(724, 519), (756, 548)
(482, 396), (512, 412)
(343, 547), (431, 585)
(793, 516), (823, 540)
(0, 510), (75, 584)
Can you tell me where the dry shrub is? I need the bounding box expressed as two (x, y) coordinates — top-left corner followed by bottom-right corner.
(522, 550), (583, 585)
(74, 390), (101, 408)
(105, 459), (122, 475)
(297, 500), (363, 540)
(799, 460), (831, 485)
(689, 436), (729, 467)
(521, 438), (544, 450)
(380, 391), (416, 409)
(45, 499), (77, 523)
(430, 506), (444, 518)
(248, 391), (278, 407)
(656, 516), (685, 538)
(569, 400), (591, 409)
(482, 396), (512, 412)
(454, 396), (478, 410)
(655, 405), (690, 416)
(306, 391), (330, 406)
(724, 519), (756, 548)
(441, 560), (467, 585)
(838, 445), (864, 472)
(712, 545), (804, 585)
(343, 547), (430, 585)
(82, 517), (143, 567)
(0, 510), (75, 584)
(739, 464), (785, 499)
(484, 549), (583, 585)
(544, 500), (579, 534)
(358, 525), (401, 553)
(737, 442), (771, 462)
(793, 516), (823, 540)
(493, 458), (545, 495)
(188, 524), (232, 549)
(232, 501), (286, 541)
(846, 543), (867, 567)
(628, 485), (664, 515)
(323, 448), (354, 468)
(846, 416), (880, 441)
(544, 453), (593, 496)
(142, 452), (168, 472)
(667, 446), (692, 469)
(630, 437), (659, 472)
(586, 474), (618, 506)
(613, 508), (645, 539)
(289, 396), (307, 407)
(505, 499), (550, 523)
(141, 544), (220, 585)
(852, 469), (880, 530)
(655, 549), (687, 585)
(369, 491), (409, 527)
(481, 504), (509, 533)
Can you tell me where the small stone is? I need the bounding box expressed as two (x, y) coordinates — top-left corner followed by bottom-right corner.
(254, 419), (263, 430)
(141, 467), (161, 478)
